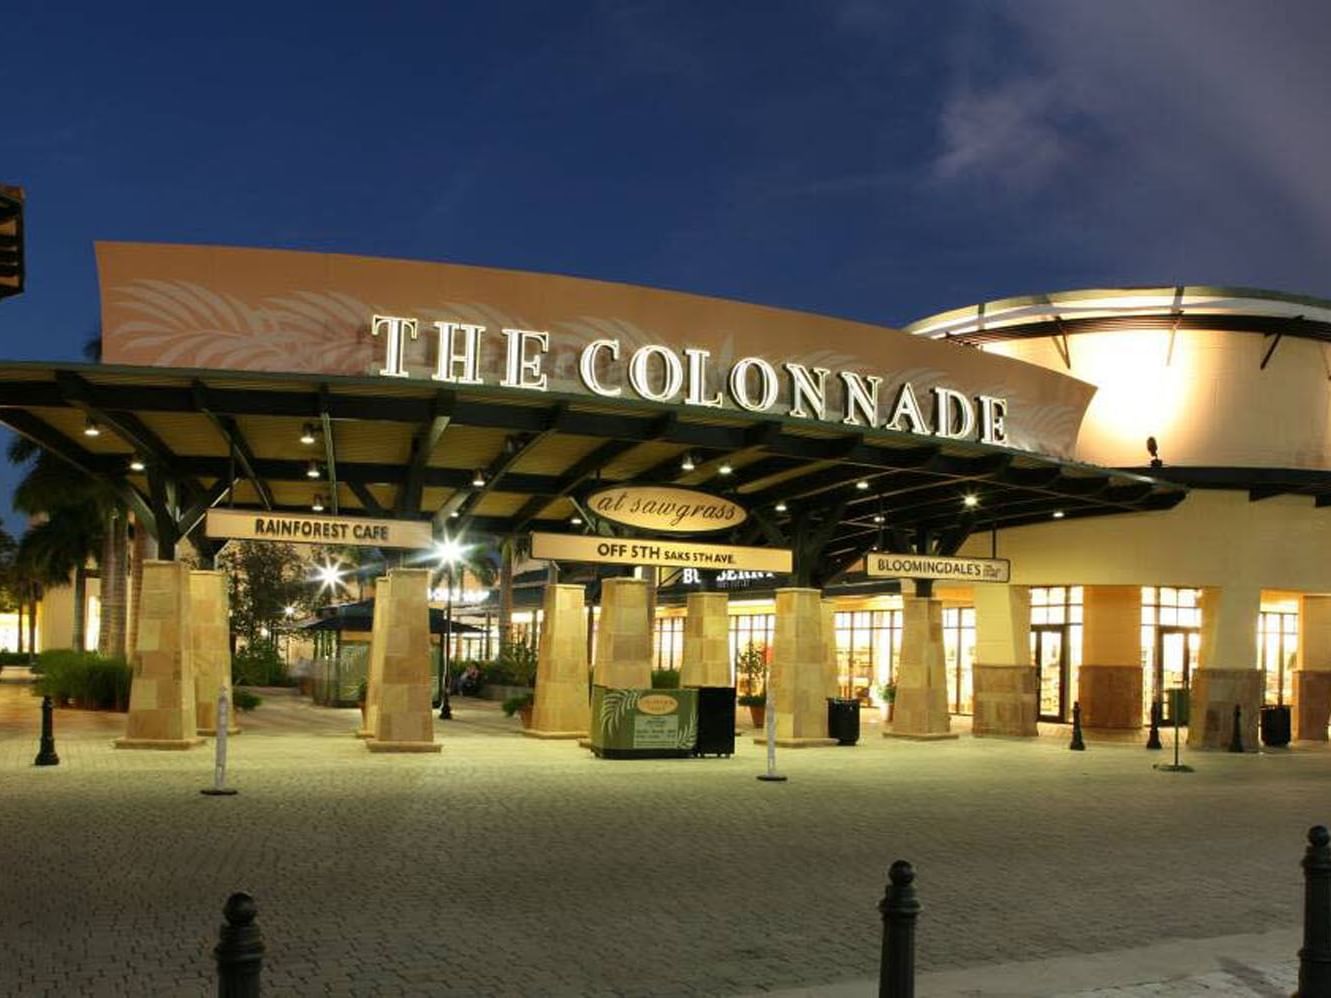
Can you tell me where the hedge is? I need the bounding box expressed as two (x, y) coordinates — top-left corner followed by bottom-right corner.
(34, 650), (133, 711)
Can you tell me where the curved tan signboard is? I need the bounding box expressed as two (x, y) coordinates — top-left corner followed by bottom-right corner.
(586, 485), (746, 534)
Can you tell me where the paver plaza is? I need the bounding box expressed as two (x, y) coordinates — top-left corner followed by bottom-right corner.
(0, 678), (1320, 997)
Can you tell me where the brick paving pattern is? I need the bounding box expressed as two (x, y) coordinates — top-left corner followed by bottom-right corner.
(0, 670), (1324, 996)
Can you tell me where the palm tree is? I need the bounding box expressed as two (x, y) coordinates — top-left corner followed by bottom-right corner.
(7, 436), (126, 654)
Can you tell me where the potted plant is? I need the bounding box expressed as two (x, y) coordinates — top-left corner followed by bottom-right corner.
(878, 681), (897, 723)
(502, 691), (535, 729)
(736, 642), (769, 728)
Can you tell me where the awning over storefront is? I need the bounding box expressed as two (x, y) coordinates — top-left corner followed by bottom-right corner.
(300, 599), (484, 635)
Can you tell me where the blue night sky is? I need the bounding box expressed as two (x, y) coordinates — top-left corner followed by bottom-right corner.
(4, 0), (1331, 534)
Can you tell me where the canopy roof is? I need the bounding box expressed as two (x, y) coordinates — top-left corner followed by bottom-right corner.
(0, 359), (1185, 586)
(300, 599), (484, 635)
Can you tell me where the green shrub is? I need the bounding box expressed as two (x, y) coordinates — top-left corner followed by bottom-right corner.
(0, 650), (31, 666)
(496, 640), (537, 687)
(231, 641), (293, 687)
(501, 692), (534, 717)
(34, 650), (132, 711)
(232, 688), (263, 711)
(737, 693), (766, 707)
(650, 668), (681, 689)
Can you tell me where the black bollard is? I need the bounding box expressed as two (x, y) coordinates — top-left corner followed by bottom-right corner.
(879, 860), (919, 998)
(214, 893), (264, 998)
(1069, 701), (1086, 751)
(1145, 699), (1162, 750)
(1228, 704), (1244, 753)
(1298, 825), (1331, 998)
(34, 695), (59, 766)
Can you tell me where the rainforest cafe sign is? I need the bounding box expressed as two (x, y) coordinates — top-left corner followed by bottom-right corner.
(371, 315), (1010, 444)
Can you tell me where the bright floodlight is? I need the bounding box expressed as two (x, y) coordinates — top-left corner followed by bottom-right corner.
(435, 538), (464, 565)
(315, 560), (344, 591)
(962, 494), (979, 508)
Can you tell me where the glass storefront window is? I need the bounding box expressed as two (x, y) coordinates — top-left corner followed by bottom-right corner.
(835, 609), (901, 702)
(654, 616), (684, 671)
(943, 606), (975, 714)
(1258, 610), (1298, 705)
(1140, 586), (1202, 723)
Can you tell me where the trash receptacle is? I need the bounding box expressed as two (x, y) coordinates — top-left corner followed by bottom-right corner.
(1260, 704), (1291, 747)
(1165, 687), (1190, 727)
(827, 698), (860, 746)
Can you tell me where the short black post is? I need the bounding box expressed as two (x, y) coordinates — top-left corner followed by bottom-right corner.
(34, 695), (59, 766)
(1299, 826), (1331, 997)
(214, 892), (264, 998)
(1145, 699), (1162, 750)
(1069, 701), (1086, 751)
(878, 860), (919, 998)
(1228, 704), (1244, 753)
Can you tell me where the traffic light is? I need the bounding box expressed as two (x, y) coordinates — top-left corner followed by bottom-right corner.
(0, 185), (24, 299)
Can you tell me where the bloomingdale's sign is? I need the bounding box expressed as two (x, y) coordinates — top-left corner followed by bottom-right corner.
(370, 315), (1010, 445)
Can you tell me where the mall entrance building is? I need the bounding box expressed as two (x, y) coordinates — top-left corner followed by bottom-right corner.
(3, 244), (1329, 750)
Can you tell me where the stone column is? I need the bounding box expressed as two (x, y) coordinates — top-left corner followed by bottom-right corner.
(972, 585), (1036, 737)
(762, 587), (836, 747)
(116, 560), (202, 749)
(821, 600), (841, 700)
(367, 568), (441, 752)
(528, 583), (590, 739)
(357, 577), (388, 738)
(887, 596), (955, 739)
(190, 570), (238, 736)
(1188, 585), (1261, 750)
(593, 578), (652, 689)
(1294, 595), (1331, 741)
(679, 592), (731, 688)
(1079, 586), (1143, 730)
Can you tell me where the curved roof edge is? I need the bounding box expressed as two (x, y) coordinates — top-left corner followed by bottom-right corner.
(905, 285), (1331, 344)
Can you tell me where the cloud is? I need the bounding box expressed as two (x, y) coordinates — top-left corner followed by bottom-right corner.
(928, 0), (1331, 290)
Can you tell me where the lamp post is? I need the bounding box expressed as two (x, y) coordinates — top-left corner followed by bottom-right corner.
(435, 538), (463, 720)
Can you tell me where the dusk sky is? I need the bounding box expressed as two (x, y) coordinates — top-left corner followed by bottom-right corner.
(4, 0), (1331, 533)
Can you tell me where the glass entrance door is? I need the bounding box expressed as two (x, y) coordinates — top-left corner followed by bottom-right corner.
(1033, 625), (1068, 722)
(1156, 626), (1194, 722)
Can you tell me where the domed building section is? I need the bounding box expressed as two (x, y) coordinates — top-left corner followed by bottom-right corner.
(907, 287), (1331, 746)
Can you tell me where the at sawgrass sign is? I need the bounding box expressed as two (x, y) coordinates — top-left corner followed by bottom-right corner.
(97, 243), (1097, 460)
(206, 509), (433, 550)
(530, 533), (792, 573)
(585, 485), (746, 534)
(866, 552), (1011, 583)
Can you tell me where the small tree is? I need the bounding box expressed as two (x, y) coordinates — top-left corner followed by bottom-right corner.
(218, 541), (309, 646)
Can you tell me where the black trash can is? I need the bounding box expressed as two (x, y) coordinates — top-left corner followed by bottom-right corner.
(1260, 704), (1291, 747)
(827, 698), (861, 746)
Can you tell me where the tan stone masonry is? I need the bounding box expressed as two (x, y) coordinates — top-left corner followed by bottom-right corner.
(116, 560), (202, 749)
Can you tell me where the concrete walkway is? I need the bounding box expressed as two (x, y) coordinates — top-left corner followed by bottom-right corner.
(0, 670), (1322, 997)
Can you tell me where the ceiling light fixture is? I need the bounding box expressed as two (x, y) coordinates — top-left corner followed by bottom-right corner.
(82, 418), (101, 438)
(311, 494), (325, 512)
(680, 452), (696, 472)
(873, 514), (885, 524)
(570, 515), (583, 526)
(774, 500), (788, 513)
(1052, 510), (1065, 519)
(856, 479), (870, 491)
(962, 494), (979, 508)
(472, 469), (486, 488)
(718, 462), (733, 476)
(306, 461), (321, 479)
(129, 456), (146, 472)
(300, 423), (317, 445)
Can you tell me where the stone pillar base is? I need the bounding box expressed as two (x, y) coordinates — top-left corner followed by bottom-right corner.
(365, 740), (443, 753)
(1188, 669), (1262, 751)
(883, 730), (960, 741)
(972, 664), (1038, 737)
(355, 729), (374, 739)
(751, 735), (838, 748)
(114, 737), (205, 750)
(522, 729), (586, 740)
(1293, 670), (1331, 741)
(196, 726), (242, 736)
(1079, 663), (1143, 730)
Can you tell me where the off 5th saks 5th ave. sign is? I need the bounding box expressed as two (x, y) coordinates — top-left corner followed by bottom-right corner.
(205, 509), (433, 550)
(370, 315), (1011, 445)
(531, 533), (792, 573)
(866, 552), (1011, 583)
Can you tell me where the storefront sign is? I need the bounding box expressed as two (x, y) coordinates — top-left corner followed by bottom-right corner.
(205, 509), (433, 549)
(585, 485), (746, 534)
(530, 532), (792, 573)
(866, 552), (1011, 583)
